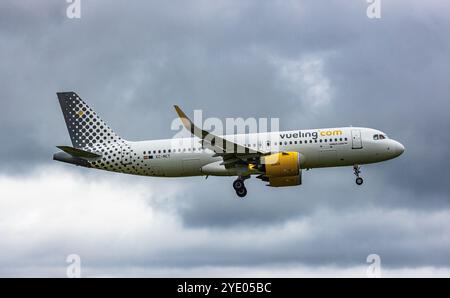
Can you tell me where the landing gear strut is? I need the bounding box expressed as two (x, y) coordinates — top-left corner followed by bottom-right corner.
(353, 165), (364, 185)
(233, 176), (249, 198)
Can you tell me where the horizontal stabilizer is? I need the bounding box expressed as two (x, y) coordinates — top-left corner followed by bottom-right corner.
(56, 146), (102, 159)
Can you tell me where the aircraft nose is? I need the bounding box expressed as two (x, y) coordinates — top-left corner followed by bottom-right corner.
(394, 141), (405, 156)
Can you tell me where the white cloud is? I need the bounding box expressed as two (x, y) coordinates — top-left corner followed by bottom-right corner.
(1, 166), (450, 277)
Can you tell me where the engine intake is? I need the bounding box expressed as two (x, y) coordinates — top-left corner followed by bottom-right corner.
(261, 152), (302, 187)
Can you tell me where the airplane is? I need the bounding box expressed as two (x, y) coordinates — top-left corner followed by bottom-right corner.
(54, 92), (405, 198)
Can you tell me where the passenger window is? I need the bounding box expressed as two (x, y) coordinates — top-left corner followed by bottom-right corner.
(324, 139), (327, 142)
(163, 150), (166, 153)
(299, 141), (302, 144)
(158, 150), (161, 153)
(320, 139), (322, 143)
(314, 140), (317, 143)
(143, 151), (146, 154)
(309, 140), (313, 143)
(294, 141), (297, 144)
(289, 141), (292, 145)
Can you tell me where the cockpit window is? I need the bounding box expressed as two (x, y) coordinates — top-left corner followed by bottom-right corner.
(373, 134), (387, 140)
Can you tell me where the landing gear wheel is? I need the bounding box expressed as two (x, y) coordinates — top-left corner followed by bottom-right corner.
(236, 187), (248, 198)
(356, 177), (364, 185)
(233, 179), (244, 191)
(353, 165), (364, 185)
(233, 176), (250, 198)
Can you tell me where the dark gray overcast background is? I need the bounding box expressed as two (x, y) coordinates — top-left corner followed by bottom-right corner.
(1, 0), (450, 277)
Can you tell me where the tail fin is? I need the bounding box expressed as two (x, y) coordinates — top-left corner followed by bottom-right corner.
(57, 92), (123, 148)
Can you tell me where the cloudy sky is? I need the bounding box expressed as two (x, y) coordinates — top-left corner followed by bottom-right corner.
(1, 0), (450, 277)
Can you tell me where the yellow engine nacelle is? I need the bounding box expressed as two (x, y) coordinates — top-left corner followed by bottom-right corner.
(268, 175), (301, 187)
(261, 152), (302, 187)
(262, 152), (300, 177)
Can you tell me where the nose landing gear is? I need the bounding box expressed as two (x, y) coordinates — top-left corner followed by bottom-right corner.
(233, 176), (249, 198)
(353, 165), (364, 185)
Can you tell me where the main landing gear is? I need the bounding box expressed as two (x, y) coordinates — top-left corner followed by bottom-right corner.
(233, 176), (249, 198)
(353, 165), (364, 185)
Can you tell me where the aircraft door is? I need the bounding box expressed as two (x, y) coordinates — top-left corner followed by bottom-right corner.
(351, 130), (363, 149)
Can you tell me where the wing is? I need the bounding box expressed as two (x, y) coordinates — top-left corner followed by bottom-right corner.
(174, 105), (266, 167)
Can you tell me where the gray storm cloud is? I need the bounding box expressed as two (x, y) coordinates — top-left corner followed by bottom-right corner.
(0, 0), (449, 276)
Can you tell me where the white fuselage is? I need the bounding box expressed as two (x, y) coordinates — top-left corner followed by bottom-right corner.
(89, 127), (405, 177)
